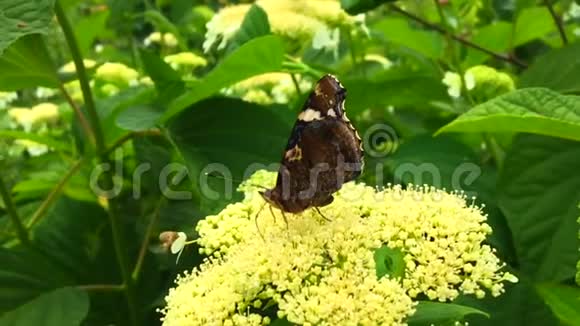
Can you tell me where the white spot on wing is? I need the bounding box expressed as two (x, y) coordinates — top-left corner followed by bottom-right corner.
(298, 108), (323, 121)
(327, 109), (337, 117)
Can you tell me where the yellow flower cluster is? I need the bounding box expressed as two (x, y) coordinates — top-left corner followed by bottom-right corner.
(464, 65), (515, 103)
(13, 139), (49, 157)
(442, 65), (514, 102)
(8, 103), (60, 131)
(144, 32), (179, 48)
(203, 0), (357, 52)
(228, 73), (312, 104)
(58, 59), (97, 74)
(0, 91), (18, 109)
(95, 62), (139, 87)
(164, 52), (208, 70)
(161, 171), (517, 325)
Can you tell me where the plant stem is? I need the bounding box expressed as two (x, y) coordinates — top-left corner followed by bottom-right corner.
(55, 1), (139, 324)
(58, 82), (95, 146)
(388, 4), (528, 68)
(0, 177), (30, 246)
(544, 0), (568, 45)
(290, 74), (303, 97)
(55, 0), (105, 153)
(27, 158), (85, 228)
(132, 199), (164, 281)
(103, 129), (162, 157)
(76, 284), (125, 292)
(433, 0), (475, 108)
(106, 199), (139, 325)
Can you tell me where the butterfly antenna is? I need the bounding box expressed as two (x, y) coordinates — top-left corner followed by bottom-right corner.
(314, 207), (331, 222)
(204, 172), (269, 190)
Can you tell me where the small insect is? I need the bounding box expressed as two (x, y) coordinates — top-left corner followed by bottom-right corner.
(260, 74), (364, 220)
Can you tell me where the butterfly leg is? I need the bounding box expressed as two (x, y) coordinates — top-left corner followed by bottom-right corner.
(281, 210), (289, 230)
(268, 205), (277, 224)
(254, 202), (267, 240)
(314, 206), (331, 222)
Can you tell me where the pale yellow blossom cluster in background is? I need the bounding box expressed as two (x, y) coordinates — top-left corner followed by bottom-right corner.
(161, 171), (517, 326)
(58, 59), (97, 74)
(144, 32), (179, 48)
(164, 52), (208, 71)
(0, 91), (18, 109)
(203, 0), (359, 52)
(95, 62), (140, 87)
(227, 73), (312, 104)
(8, 103), (60, 132)
(442, 65), (514, 101)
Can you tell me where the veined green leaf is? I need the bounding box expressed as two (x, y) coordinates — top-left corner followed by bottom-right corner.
(163, 35), (284, 122)
(0, 0), (55, 55)
(437, 88), (580, 142)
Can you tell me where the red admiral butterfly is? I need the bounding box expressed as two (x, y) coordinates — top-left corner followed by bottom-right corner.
(260, 75), (364, 215)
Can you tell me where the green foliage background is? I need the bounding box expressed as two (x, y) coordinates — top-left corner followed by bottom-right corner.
(0, 0), (579, 325)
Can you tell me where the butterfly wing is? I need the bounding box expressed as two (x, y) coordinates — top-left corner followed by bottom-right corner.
(270, 75), (363, 212)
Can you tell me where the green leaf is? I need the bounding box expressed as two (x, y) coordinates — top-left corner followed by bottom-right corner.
(407, 302), (488, 325)
(343, 71), (448, 115)
(464, 22), (512, 67)
(0, 247), (73, 312)
(139, 49), (184, 104)
(456, 278), (559, 326)
(0, 0), (55, 55)
(437, 88), (580, 142)
(535, 283), (580, 325)
(0, 130), (70, 152)
(168, 97), (291, 213)
(520, 42), (580, 94)
(227, 4), (270, 52)
(143, 10), (186, 50)
(74, 10), (109, 56)
(373, 245), (405, 279)
(163, 35), (285, 122)
(499, 135), (580, 282)
(33, 197), (110, 274)
(0, 287), (88, 326)
(116, 105), (162, 131)
(340, 0), (395, 14)
(513, 7), (556, 46)
(0, 34), (59, 91)
(373, 17), (444, 59)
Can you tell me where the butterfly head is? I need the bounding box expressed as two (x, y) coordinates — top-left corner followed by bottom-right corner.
(259, 189), (281, 209)
(307, 74), (346, 117)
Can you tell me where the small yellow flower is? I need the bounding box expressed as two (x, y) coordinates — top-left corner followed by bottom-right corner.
(464, 65), (515, 102)
(442, 71), (462, 98)
(164, 52), (208, 70)
(14, 139), (49, 156)
(64, 80), (84, 102)
(363, 54), (393, 69)
(8, 107), (35, 131)
(229, 73), (312, 104)
(35, 87), (57, 99)
(8, 103), (59, 131)
(0, 91), (18, 109)
(95, 62), (139, 87)
(160, 170), (516, 325)
(144, 32), (179, 47)
(31, 103), (59, 124)
(203, 0), (357, 52)
(58, 59), (96, 74)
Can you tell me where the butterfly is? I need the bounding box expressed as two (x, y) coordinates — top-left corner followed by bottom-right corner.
(260, 74), (364, 216)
